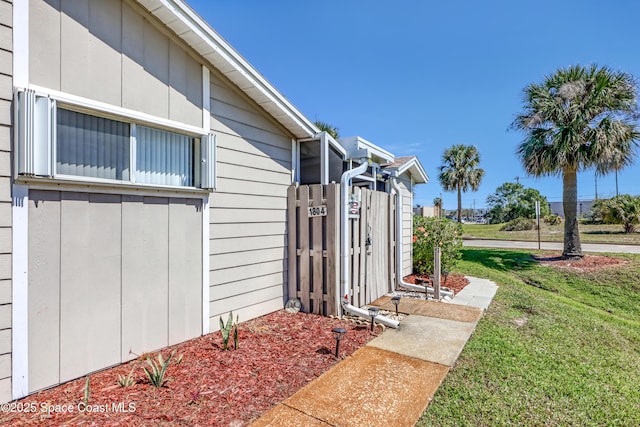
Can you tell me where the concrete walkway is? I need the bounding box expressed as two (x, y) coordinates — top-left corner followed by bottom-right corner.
(251, 277), (498, 427)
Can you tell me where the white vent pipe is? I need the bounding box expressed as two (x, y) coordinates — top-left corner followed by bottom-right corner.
(340, 160), (399, 328)
(390, 176), (454, 298)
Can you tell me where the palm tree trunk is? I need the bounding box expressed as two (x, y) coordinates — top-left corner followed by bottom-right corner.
(562, 168), (583, 257)
(457, 184), (462, 223)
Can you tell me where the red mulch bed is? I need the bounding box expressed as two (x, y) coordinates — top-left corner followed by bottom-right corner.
(2, 311), (379, 426)
(402, 273), (470, 294)
(532, 252), (628, 272)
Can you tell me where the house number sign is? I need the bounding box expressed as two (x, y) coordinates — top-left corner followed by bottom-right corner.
(308, 205), (327, 217)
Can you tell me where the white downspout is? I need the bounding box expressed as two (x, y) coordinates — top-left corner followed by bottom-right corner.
(390, 176), (454, 298)
(340, 160), (399, 328)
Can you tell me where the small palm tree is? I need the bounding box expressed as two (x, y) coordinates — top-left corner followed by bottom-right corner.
(433, 197), (443, 217)
(513, 64), (639, 257)
(595, 194), (640, 233)
(314, 120), (340, 140)
(438, 145), (485, 223)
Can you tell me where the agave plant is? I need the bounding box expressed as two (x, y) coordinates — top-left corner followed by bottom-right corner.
(143, 349), (175, 387)
(117, 368), (136, 387)
(220, 311), (239, 350)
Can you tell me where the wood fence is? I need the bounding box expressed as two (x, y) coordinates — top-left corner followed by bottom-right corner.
(287, 183), (396, 316)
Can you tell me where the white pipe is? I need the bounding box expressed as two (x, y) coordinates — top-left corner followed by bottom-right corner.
(390, 176), (454, 298)
(342, 303), (400, 329)
(340, 159), (399, 328)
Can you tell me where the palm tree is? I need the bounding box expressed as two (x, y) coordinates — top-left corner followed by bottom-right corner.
(314, 120), (340, 139)
(513, 64), (639, 257)
(438, 145), (485, 223)
(433, 197), (443, 217)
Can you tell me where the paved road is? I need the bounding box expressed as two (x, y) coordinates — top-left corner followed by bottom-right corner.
(463, 239), (640, 254)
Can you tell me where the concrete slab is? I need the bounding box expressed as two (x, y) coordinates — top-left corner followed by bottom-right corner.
(251, 404), (331, 427)
(367, 314), (477, 367)
(371, 295), (483, 323)
(278, 347), (449, 427)
(449, 276), (498, 310)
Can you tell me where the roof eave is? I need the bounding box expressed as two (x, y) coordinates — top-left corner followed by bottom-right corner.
(388, 157), (429, 184)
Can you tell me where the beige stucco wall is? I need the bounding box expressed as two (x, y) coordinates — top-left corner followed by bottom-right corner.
(0, 0), (12, 403)
(29, 0), (203, 127)
(208, 69), (293, 330)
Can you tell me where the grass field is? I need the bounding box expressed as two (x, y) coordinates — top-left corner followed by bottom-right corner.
(418, 248), (640, 426)
(463, 222), (640, 245)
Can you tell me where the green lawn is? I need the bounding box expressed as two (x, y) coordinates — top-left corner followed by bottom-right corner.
(463, 222), (640, 245)
(418, 248), (640, 426)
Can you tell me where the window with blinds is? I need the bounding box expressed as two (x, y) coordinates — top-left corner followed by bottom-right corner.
(56, 109), (131, 181)
(135, 125), (194, 187)
(14, 88), (216, 190)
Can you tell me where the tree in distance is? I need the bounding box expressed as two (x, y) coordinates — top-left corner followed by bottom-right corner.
(513, 64), (640, 258)
(486, 182), (550, 224)
(438, 144), (485, 223)
(314, 120), (340, 139)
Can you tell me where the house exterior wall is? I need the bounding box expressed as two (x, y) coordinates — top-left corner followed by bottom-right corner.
(208, 69), (292, 330)
(29, 0), (203, 128)
(0, 0), (11, 404)
(27, 192), (202, 392)
(398, 173), (413, 277)
(9, 0), (210, 398)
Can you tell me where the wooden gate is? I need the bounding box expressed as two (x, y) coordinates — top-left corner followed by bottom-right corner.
(287, 183), (396, 316)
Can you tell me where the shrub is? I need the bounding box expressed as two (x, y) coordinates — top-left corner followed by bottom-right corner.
(500, 217), (536, 231)
(412, 216), (463, 276)
(596, 194), (640, 233)
(543, 213), (562, 225)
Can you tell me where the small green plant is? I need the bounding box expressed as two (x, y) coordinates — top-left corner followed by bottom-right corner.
(117, 368), (136, 387)
(412, 216), (463, 275)
(543, 213), (562, 225)
(83, 376), (90, 406)
(219, 312), (239, 350)
(174, 353), (184, 365)
(143, 349), (175, 388)
(500, 217), (535, 231)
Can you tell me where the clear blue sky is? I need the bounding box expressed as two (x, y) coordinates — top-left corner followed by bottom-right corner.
(188, 0), (640, 212)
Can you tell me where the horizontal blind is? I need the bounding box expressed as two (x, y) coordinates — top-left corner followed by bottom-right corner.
(136, 126), (193, 187)
(56, 109), (130, 180)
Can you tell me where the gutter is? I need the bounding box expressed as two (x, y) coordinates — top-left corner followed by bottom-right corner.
(340, 159), (399, 328)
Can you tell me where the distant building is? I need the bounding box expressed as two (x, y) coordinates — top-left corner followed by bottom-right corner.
(414, 205), (437, 217)
(548, 200), (595, 218)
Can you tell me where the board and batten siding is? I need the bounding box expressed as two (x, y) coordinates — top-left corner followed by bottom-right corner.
(208, 70), (292, 330)
(29, 0), (202, 127)
(398, 174), (413, 277)
(0, 0), (12, 403)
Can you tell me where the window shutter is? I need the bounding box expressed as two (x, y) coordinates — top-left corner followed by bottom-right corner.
(201, 133), (216, 189)
(15, 89), (54, 177)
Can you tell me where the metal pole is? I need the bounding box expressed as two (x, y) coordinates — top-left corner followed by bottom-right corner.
(535, 200), (541, 250)
(434, 246), (441, 300)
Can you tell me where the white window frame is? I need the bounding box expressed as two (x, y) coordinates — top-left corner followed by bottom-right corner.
(15, 86), (216, 191)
